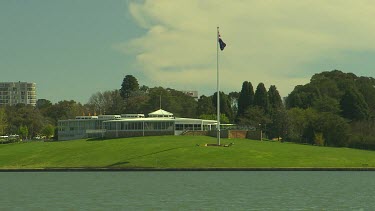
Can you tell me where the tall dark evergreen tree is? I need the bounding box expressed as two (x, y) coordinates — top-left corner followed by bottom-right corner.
(268, 85), (283, 110)
(120, 75), (139, 100)
(267, 85), (284, 139)
(237, 81), (254, 118)
(254, 83), (269, 113)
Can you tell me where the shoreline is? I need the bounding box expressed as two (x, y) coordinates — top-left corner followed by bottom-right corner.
(1, 167), (375, 172)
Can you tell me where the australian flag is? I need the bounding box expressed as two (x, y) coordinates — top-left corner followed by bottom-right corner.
(218, 31), (226, 51)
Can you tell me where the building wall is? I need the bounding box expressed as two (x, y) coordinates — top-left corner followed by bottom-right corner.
(57, 116), (216, 141)
(0, 82), (36, 106)
(58, 119), (103, 141)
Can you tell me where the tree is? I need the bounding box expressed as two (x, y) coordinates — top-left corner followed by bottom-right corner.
(107, 90), (125, 114)
(228, 91), (240, 118)
(237, 81), (254, 118)
(286, 108), (308, 143)
(87, 91), (106, 114)
(197, 95), (215, 116)
(238, 106), (271, 127)
(5, 104), (44, 138)
(286, 84), (321, 109)
(212, 92), (234, 122)
(340, 88), (369, 121)
(355, 77), (375, 117)
(268, 85), (283, 110)
(312, 96), (341, 114)
(286, 108), (350, 146)
(120, 75), (139, 100)
(266, 85), (285, 140)
(315, 112), (350, 147)
(267, 108), (289, 141)
(199, 114), (230, 124)
(41, 124), (55, 139)
(253, 83), (269, 113)
(36, 99), (52, 110)
(142, 87), (197, 118)
(47, 100), (86, 124)
(0, 107), (7, 135)
(18, 125), (29, 140)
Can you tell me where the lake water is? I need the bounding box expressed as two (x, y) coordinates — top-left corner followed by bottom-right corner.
(0, 171), (373, 210)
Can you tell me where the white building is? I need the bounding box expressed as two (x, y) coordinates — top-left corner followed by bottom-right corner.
(57, 109), (217, 141)
(0, 82), (37, 106)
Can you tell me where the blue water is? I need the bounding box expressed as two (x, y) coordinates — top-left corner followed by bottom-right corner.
(0, 171), (373, 210)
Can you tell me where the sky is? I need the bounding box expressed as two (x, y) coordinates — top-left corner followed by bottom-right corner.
(2, 0), (375, 103)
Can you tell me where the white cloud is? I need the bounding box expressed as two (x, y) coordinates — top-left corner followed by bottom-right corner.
(122, 0), (375, 97)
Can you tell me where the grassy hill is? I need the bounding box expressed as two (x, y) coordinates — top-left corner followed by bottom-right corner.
(0, 136), (374, 169)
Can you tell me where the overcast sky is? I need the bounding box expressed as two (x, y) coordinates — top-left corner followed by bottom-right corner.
(2, 0), (375, 103)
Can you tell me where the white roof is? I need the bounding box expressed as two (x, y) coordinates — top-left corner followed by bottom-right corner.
(148, 109), (173, 116)
(104, 117), (174, 123)
(174, 117), (217, 124)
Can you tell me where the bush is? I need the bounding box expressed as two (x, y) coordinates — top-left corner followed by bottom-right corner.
(348, 135), (375, 150)
(314, 132), (325, 146)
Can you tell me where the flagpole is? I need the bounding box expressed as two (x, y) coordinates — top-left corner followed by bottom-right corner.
(217, 26), (221, 146)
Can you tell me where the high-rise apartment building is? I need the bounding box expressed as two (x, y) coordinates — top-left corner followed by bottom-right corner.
(0, 82), (37, 106)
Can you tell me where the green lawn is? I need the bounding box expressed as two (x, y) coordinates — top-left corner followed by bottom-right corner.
(0, 136), (374, 169)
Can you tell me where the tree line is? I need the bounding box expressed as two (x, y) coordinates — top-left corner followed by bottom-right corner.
(1, 71), (375, 151)
(285, 70), (375, 149)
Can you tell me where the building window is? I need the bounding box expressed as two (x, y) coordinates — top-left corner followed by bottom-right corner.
(175, 124), (183, 131)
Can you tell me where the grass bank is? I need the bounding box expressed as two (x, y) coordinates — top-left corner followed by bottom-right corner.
(0, 136), (374, 169)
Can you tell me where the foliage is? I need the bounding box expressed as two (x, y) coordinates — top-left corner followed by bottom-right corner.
(120, 75), (139, 100)
(348, 120), (375, 150)
(312, 96), (341, 114)
(5, 104), (44, 137)
(355, 77), (375, 117)
(198, 114), (230, 124)
(212, 92), (234, 122)
(237, 81), (254, 118)
(253, 83), (269, 113)
(36, 99), (52, 110)
(286, 108), (350, 147)
(314, 132), (325, 146)
(197, 95), (215, 116)
(46, 100), (86, 124)
(0, 107), (7, 135)
(238, 106), (271, 127)
(41, 124), (55, 139)
(18, 125), (28, 139)
(87, 90), (125, 115)
(286, 70), (373, 122)
(266, 85), (284, 140)
(228, 91), (239, 117)
(268, 85), (283, 111)
(340, 88), (369, 121)
(286, 108), (308, 143)
(143, 87), (197, 118)
(267, 108), (289, 141)
(286, 84), (321, 109)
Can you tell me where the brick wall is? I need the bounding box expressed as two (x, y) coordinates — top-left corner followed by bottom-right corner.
(207, 130), (261, 140)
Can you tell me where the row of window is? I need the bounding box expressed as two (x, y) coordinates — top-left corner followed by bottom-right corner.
(58, 121), (101, 129)
(105, 121), (174, 131)
(58, 121), (208, 132)
(175, 124), (202, 131)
